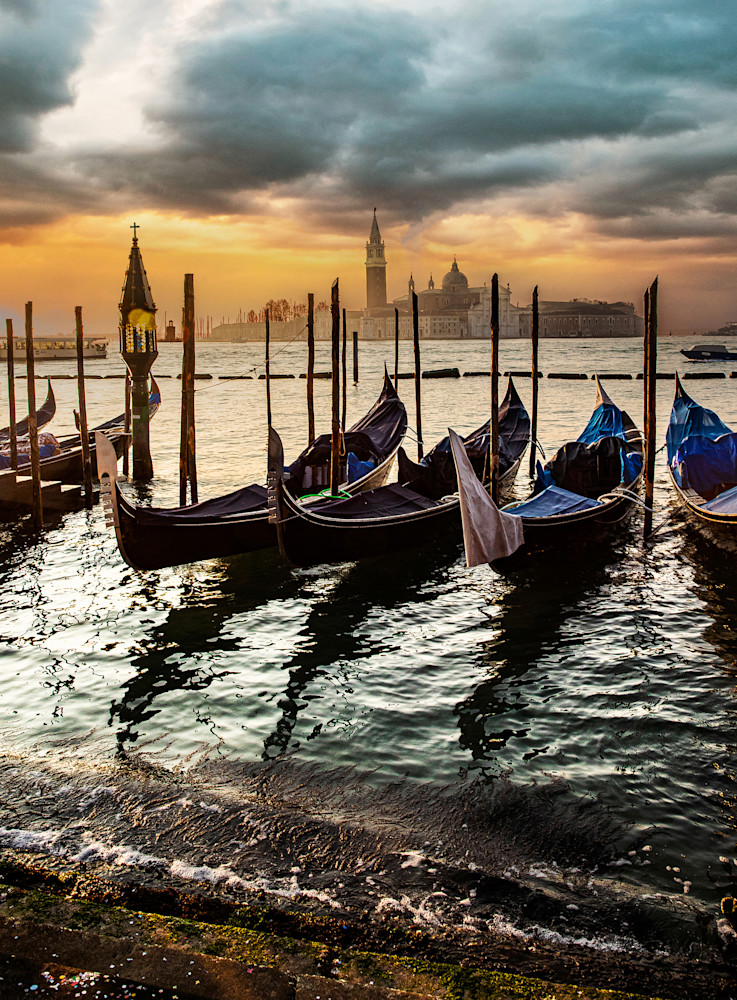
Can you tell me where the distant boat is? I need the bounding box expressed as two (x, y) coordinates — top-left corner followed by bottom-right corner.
(0, 336), (107, 361)
(680, 343), (737, 361)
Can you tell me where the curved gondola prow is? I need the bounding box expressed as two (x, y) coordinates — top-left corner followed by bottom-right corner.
(593, 373), (614, 409)
(1, 379), (56, 442)
(95, 431), (133, 569)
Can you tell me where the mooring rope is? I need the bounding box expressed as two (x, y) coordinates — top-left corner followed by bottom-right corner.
(191, 322), (310, 393)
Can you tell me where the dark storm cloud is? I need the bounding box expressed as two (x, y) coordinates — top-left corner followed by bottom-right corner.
(75, 8), (430, 213)
(6, 0), (737, 242)
(78, 0), (737, 233)
(0, 0), (98, 153)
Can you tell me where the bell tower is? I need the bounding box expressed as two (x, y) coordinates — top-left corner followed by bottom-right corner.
(365, 208), (387, 310)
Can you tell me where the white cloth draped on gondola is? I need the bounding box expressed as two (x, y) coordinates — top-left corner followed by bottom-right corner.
(448, 427), (524, 566)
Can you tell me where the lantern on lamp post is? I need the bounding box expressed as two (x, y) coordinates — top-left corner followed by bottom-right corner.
(119, 223), (158, 480)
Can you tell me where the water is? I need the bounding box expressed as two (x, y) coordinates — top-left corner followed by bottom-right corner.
(0, 337), (736, 967)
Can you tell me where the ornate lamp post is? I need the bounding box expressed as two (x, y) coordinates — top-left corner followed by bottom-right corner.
(119, 223), (158, 480)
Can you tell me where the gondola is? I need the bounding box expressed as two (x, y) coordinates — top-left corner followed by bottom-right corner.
(0, 379), (55, 442)
(451, 377), (644, 571)
(273, 377), (530, 568)
(665, 374), (737, 536)
(97, 372), (407, 571)
(1, 379), (161, 483)
(396, 377), (531, 498)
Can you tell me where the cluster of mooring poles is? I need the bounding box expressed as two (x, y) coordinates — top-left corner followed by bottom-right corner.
(2, 302), (95, 527)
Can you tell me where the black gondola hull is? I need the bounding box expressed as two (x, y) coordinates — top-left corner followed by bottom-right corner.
(276, 459), (522, 569)
(115, 485), (275, 570)
(101, 373), (407, 571)
(491, 489), (639, 573)
(112, 445), (400, 571)
(277, 482), (462, 568)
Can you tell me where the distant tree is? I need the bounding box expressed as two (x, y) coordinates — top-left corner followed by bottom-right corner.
(247, 310), (257, 323)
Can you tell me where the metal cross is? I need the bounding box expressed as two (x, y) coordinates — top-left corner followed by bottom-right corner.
(130, 222), (140, 240)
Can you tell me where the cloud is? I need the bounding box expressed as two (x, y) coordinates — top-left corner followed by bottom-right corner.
(0, 0), (99, 153)
(3, 0), (737, 248)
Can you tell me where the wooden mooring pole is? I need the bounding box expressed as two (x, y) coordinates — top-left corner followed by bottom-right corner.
(306, 293), (315, 443)
(529, 285), (540, 479)
(490, 274), (500, 504)
(412, 290), (423, 461)
(5, 319), (17, 471)
(74, 307), (93, 506)
(179, 274), (197, 505)
(24, 302), (42, 527)
(394, 308), (399, 389)
(341, 307), (347, 434)
(644, 277), (658, 537)
(330, 280), (341, 496)
(352, 330), (358, 383)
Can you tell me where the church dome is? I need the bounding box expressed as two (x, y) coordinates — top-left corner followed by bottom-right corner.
(441, 259), (468, 290)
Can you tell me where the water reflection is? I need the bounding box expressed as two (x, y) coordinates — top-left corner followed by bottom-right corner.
(109, 550), (297, 755)
(455, 549), (623, 772)
(681, 523), (737, 676)
(262, 536), (463, 758)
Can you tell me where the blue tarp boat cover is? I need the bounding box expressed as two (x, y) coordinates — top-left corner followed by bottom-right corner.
(667, 383), (736, 496)
(0, 432), (59, 470)
(666, 387), (731, 465)
(577, 402), (625, 445)
(704, 483), (737, 514)
(506, 485), (601, 518)
(534, 394), (640, 498)
(672, 432), (737, 495)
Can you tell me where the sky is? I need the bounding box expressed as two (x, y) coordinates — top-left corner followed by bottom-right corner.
(1, 0), (736, 336)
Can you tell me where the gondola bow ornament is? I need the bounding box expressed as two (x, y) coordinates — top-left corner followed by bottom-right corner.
(448, 427), (523, 566)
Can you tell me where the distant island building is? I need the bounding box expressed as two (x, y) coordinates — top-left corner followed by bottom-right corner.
(518, 299), (642, 339)
(209, 210), (643, 341)
(359, 210), (519, 340)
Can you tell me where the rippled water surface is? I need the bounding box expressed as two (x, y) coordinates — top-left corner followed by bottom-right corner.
(1, 337), (736, 960)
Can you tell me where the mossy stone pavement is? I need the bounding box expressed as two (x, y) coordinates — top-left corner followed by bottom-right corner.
(0, 881), (667, 1000)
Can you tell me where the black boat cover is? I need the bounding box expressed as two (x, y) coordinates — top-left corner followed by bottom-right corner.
(286, 372), (407, 491)
(536, 436), (636, 499)
(310, 483), (441, 521)
(287, 431), (381, 488)
(397, 378), (530, 499)
(134, 484), (269, 526)
(347, 373), (408, 456)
